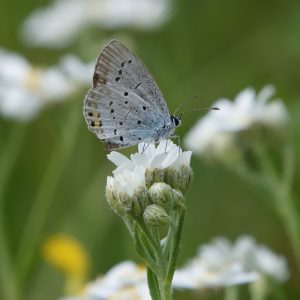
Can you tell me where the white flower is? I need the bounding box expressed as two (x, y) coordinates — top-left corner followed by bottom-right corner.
(108, 140), (192, 173)
(233, 236), (289, 282)
(59, 55), (94, 86)
(173, 237), (258, 290)
(106, 140), (192, 212)
(173, 235), (289, 290)
(0, 49), (91, 121)
(211, 86), (288, 132)
(184, 116), (236, 160)
(107, 166), (146, 198)
(21, 0), (171, 48)
(184, 85), (289, 158)
(60, 261), (151, 300)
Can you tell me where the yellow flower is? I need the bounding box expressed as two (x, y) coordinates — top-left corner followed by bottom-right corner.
(42, 234), (89, 294)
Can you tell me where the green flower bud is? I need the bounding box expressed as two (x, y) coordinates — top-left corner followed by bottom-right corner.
(152, 168), (165, 183)
(106, 177), (149, 218)
(145, 169), (154, 189)
(106, 185), (130, 218)
(143, 204), (169, 227)
(172, 189), (185, 210)
(164, 166), (193, 195)
(149, 182), (174, 211)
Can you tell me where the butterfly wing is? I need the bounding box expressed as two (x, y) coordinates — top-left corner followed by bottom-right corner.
(84, 40), (171, 150)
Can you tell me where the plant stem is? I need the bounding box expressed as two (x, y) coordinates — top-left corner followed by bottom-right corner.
(255, 143), (300, 272)
(15, 104), (81, 287)
(225, 285), (238, 300)
(0, 124), (27, 300)
(274, 190), (300, 270)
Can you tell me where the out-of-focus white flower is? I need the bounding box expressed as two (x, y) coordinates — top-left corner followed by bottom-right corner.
(173, 237), (258, 290)
(21, 0), (171, 48)
(59, 55), (94, 86)
(0, 49), (92, 121)
(233, 236), (289, 282)
(184, 116), (237, 161)
(173, 235), (289, 290)
(108, 140), (192, 172)
(60, 261), (151, 300)
(184, 86), (289, 158)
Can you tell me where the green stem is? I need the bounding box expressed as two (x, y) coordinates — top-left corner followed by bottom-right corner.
(147, 268), (161, 300)
(0, 124), (27, 300)
(254, 143), (300, 272)
(225, 285), (239, 300)
(15, 104), (81, 287)
(165, 210), (185, 297)
(274, 191), (300, 270)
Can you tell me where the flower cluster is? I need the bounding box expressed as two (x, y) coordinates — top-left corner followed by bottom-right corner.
(61, 261), (151, 300)
(185, 86), (289, 163)
(106, 140), (192, 221)
(0, 49), (93, 121)
(21, 0), (171, 49)
(173, 235), (289, 290)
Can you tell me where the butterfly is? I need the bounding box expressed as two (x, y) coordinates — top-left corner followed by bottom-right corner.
(83, 39), (181, 150)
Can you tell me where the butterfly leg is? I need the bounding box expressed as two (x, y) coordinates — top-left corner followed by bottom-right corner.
(141, 142), (152, 154)
(169, 135), (181, 154)
(169, 135), (181, 147)
(164, 139), (169, 153)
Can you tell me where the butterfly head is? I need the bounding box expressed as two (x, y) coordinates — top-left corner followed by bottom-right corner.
(170, 115), (182, 127)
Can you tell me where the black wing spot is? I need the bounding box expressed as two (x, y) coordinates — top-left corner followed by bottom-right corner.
(120, 136), (123, 141)
(124, 100), (128, 104)
(137, 120), (142, 125)
(119, 122), (123, 125)
(121, 62), (125, 67)
(128, 60), (132, 63)
(113, 117), (116, 120)
(118, 70), (122, 75)
(138, 137), (141, 140)
(115, 77), (120, 81)
(142, 106), (146, 110)
(91, 121), (95, 127)
(124, 92), (128, 96)
(88, 112), (93, 117)
(110, 109), (114, 114)
(109, 101), (113, 106)
(99, 121), (102, 127)
(114, 129), (117, 135)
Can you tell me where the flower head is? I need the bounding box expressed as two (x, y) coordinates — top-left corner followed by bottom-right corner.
(184, 86), (289, 162)
(108, 140), (192, 192)
(21, 0), (171, 49)
(61, 261), (151, 300)
(233, 236), (289, 282)
(106, 140), (191, 219)
(0, 49), (91, 121)
(173, 235), (288, 290)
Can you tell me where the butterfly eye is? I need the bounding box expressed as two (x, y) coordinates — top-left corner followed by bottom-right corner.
(171, 116), (180, 127)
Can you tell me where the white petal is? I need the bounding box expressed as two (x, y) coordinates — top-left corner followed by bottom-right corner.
(107, 151), (131, 167)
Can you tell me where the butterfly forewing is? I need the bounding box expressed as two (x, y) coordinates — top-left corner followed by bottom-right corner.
(84, 40), (172, 150)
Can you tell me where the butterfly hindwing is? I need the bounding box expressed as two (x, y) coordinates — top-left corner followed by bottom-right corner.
(85, 83), (166, 149)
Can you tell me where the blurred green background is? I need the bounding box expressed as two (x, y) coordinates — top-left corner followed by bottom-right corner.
(1, 0), (300, 299)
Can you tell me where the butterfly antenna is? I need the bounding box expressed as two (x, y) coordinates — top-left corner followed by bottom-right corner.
(178, 107), (220, 119)
(173, 93), (199, 117)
